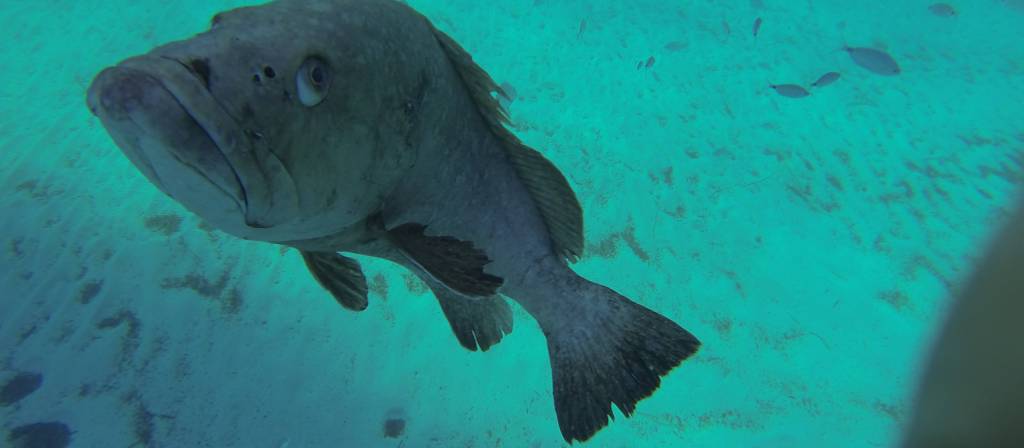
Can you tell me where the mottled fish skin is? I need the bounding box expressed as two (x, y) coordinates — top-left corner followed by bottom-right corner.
(844, 46), (901, 76)
(85, 0), (700, 443)
(770, 84), (810, 98)
(811, 72), (841, 87)
(928, 3), (957, 16)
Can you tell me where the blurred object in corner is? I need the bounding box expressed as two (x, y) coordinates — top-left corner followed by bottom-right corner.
(903, 194), (1024, 447)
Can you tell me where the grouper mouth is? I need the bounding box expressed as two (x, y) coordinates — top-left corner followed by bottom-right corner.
(87, 54), (294, 231)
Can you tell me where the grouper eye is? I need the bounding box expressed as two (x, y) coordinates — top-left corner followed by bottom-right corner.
(296, 58), (330, 107)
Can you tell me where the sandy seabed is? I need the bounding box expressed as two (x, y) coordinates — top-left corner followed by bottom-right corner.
(2, 1), (1023, 447)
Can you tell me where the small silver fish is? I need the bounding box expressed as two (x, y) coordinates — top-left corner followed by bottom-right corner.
(770, 84), (810, 98)
(811, 72), (841, 87)
(843, 45), (901, 76)
(645, 56), (656, 68)
(928, 3), (957, 17)
(664, 41), (687, 52)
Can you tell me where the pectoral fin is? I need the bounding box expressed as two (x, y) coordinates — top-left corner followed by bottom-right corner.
(387, 223), (503, 297)
(301, 251), (369, 311)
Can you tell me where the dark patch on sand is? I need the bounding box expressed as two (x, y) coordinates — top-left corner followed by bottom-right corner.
(196, 220), (220, 241)
(826, 174), (843, 191)
(122, 391), (158, 446)
(662, 167), (674, 185)
(696, 410), (762, 430)
(160, 272), (244, 315)
(787, 182), (841, 213)
(763, 147), (791, 162)
(585, 221), (653, 261)
(978, 155), (1024, 185)
(161, 272), (227, 298)
(143, 214), (183, 236)
(722, 270), (746, 298)
(15, 180), (62, 200)
(6, 421), (72, 448)
(369, 273), (389, 301)
(586, 234), (619, 258)
(905, 161), (956, 181)
(878, 290), (910, 311)
(16, 325), (38, 344)
(873, 235), (892, 254)
(132, 400), (155, 445)
(649, 167), (675, 186)
(401, 273), (429, 295)
(880, 180), (915, 204)
(15, 180), (38, 194)
(903, 255), (955, 291)
(799, 156), (815, 172)
(754, 325), (830, 352)
(96, 310), (142, 370)
(712, 317), (733, 336)
(222, 288), (244, 315)
(713, 147), (736, 160)
(635, 411), (687, 436)
(383, 418), (406, 438)
(666, 204), (686, 218)
(1, 372), (43, 406)
(621, 221), (651, 261)
(77, 383), (93, 397)
(873, 400), (903, 422)
(957, 133), (1004, 148)
(77, 280), (103, 304)
(53, 322), (76, 344)
(786, 184), (814, 207)
(9, 237), (24, 258)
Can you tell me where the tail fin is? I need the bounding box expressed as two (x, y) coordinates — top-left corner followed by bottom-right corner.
(543, 281), (700, 443)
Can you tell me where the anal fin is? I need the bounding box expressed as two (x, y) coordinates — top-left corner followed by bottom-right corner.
(434, 288), (513, 352)
(301, 251), (369, 311)
(387, 223), (503, 297)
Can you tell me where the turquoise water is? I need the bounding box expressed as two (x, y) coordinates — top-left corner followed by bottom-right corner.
(2, 0), (1023, 447)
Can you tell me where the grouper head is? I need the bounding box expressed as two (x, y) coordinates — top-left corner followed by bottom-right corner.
(87, 0), (427, 242)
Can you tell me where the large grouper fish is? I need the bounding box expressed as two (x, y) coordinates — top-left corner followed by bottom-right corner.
(86, 0), (701, 442)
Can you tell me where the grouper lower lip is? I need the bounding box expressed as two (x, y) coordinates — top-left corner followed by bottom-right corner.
(124, 55), (298, 231)
(87, 57), (250, 227)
